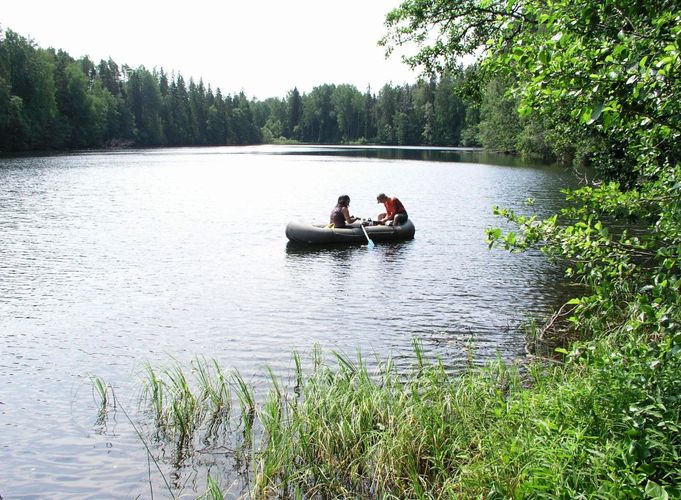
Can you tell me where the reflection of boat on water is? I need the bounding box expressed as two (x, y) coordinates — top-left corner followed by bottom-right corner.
(285, 219), (415, 245)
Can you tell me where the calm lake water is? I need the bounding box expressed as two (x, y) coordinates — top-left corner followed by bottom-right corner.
(0, 145), (575, 497)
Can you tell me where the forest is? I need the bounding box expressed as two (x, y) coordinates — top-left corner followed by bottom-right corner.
(2, 25), (564, 159)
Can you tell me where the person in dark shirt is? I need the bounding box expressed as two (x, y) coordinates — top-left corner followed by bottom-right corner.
(329, 194), (357, 228)
(376, 193), (408, 226)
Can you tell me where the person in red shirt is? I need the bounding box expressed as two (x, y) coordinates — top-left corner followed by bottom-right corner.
(376, 193), (408, 226)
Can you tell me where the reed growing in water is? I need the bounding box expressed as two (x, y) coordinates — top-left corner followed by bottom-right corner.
(104, 330), (679, 498)
(142, 358), (236, 447)
(90, 375), (114, 424)
(253, 341), (515, 497)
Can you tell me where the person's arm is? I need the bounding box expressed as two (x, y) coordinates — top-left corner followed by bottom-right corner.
(341, 206), (357, 224)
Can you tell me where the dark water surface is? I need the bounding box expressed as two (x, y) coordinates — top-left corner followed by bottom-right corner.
(0, 145), (575, 497)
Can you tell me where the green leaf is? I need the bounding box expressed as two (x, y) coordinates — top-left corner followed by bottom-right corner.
(644, 480), (669, 500)
(487, 228), (502, 240)
(655, 56), (673, 68)
(588, 102), (605, 124)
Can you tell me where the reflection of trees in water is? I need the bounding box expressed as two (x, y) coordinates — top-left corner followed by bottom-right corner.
(284, 240), (415, 299)
(379, 240), (413, 264)
(285, 240), (412, 259)
(285, 242), (363, 261)
(284, 243), (363, 293)
(278, 146), (558, 168)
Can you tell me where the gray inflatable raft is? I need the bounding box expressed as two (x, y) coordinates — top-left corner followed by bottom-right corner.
(285, 219), (415, 245)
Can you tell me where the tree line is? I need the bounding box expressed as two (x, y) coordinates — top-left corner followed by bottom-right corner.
(1, 25), (562, 156)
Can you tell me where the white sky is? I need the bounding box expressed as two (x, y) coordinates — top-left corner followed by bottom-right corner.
(2, 0), (420, 100)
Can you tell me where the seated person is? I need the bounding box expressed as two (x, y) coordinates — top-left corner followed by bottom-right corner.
(376, 193), (408, 226)
(329, 194), (358, 228)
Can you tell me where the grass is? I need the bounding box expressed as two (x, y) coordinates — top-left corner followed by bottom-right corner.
(253, 341), (515, 497)
(96, 329), (681, 498)
(90, 375), (114, 423)
(250, 334), (681, 497)
(142, 359), (238, 447)
(198, 475), (225, 500)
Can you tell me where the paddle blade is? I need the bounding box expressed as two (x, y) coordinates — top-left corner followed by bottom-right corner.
(361, 224), (375, 249)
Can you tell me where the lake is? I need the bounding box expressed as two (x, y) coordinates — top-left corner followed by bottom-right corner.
(0, 145), (574, 497)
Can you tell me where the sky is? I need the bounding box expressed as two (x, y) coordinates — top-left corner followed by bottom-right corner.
(2, 0), (420, 100)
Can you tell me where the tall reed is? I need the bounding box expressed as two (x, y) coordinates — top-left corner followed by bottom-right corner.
(142, 358), (236, 447)
(132, 334), (681, 498)
(251, 343), (524, 497)
(90, 375), (111, 413)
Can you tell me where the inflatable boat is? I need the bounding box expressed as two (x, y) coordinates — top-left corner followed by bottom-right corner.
(285, 219), (415, 245)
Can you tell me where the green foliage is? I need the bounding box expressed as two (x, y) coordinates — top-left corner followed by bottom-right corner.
(383, 0), (681, 495)
(1, 25), (492, 151)
(90, 375), (113, 419)
(0, 28), (264, 150)
(142, 358), (235, 449)
(475, 0), (681, 343)
(129, 340), (681, 497)
(382, 0), (681, 335)
(0, 29), (57, 149)
(331, 84), (365, 142)
(286, 87), (303, 139)
(126, 67), (163, 145)
(478, 77), (522, 153)
(490, 1), (681, 182)
(432, 71), (467, 145)
(488, 169), (681, 339)
(380, 0), (513, 75)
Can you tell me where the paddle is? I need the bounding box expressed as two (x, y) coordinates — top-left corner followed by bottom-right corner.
(360, 222), (375, 248)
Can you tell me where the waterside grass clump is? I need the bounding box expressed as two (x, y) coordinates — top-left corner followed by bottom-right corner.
(117, 332), (681, 498)
(142, 358), (236, 448)
(253, 336), (681, 498)
(90, 375), (114, 424)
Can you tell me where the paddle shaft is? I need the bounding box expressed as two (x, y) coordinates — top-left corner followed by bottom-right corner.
(361, 223), (375, 248)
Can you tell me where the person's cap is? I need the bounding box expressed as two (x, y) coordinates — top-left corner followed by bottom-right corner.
(376, 193), (386, 202)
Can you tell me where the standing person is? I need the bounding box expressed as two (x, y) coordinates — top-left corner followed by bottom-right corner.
(329, 194), (358, 228)
(376, 193), (408, 226)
